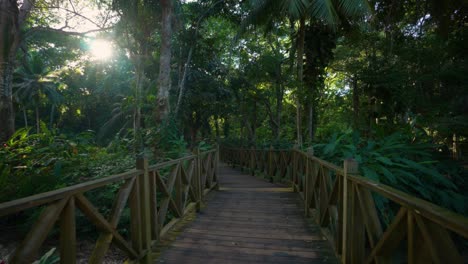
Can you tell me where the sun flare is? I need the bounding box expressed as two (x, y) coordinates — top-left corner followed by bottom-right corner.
(90, 39), (113, 60)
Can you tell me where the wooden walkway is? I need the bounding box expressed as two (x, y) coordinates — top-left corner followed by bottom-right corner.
(156, 164), (339, 264)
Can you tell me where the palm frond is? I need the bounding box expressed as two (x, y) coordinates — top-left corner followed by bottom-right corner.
(309, 0), (339, 26)
(282, 0), (310, 20)
(240, 0), (283, 35)
(336, 0), (371, 18)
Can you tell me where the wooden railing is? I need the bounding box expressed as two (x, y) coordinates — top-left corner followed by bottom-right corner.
(222, 147), (468, 264)
(0, 148), (219, 264)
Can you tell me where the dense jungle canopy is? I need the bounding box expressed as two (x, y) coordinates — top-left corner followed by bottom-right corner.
(0, 0), (467, 215)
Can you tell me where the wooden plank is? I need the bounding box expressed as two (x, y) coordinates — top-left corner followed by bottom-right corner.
(365, 207), (407, 264)
(304, 157), (310, 216)
(136, 157), (152, 264)
(157, 163), (340, 264)
(355, 186), (383, 249)
(75, 194), (138, 259)
(319, 167), (330, 225)
(175, 162), (183, 214)
(10, 197), (68, 264)
(89, 176), (136, 264)
(413, 213), (462, 264)
(342, 158), (358, 264)
(335, 176), (343, 253)
(319, 174), (339, 227)
(155, 167), (182, 221)
(408, 210), (415, 264)
(350, 184), (365, 264)
(194, 148), (202, 210)
(148, 155), (196, 170)
(0, 170), (140, 216)
(349, 174), (468, 239)
(149, 171), (159, 241)
(129, 172), (142, 253)
(60, 196), (76, 264)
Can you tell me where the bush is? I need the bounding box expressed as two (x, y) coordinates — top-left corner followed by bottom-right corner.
(0, 126), (134, 203)
(313, 131), (467, 216)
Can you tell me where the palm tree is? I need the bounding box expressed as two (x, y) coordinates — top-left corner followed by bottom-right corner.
(14, 54), (62, 133)
(242, 0), (370, 145)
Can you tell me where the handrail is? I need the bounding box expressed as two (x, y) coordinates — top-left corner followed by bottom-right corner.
(349, 174), (468, 238)
(221, 146), (468, 264)
(0, 170), (141, 217)
(0, 147), (220, 264)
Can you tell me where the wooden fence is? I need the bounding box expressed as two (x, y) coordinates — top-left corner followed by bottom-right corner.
(222, 147), (468, 264)
(0, 148), (219, 264)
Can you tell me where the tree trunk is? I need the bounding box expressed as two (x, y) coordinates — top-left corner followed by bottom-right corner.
(23, 107), (28, 128)
(49, 104), (55, 128)
(0, 62), (15, 141)
(295, 17), (306, 147)
(352, 77), (359, 129)
(0, 0), (19, 142)
(175, 46), (192, 115)
(274, 58), (284, 142)
(156, 0), (173, 123)
(223, 117), (230, 138)
(134, 67), (144, 151)
(0, 0), (35, 142)
(35, 106), (40, 133)
(175, 0), (223, 115)
(308, 105), (313, 142)
(273, 83), (283, 142)
(214, 115), (220, 140)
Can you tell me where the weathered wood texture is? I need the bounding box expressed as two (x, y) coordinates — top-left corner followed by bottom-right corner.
(0, 148), (219, 264)
(222, 147), (468, 264)
(156, 164), (339, 264)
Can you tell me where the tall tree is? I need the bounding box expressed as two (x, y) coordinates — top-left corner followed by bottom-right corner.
(0, 0), (33, 142)
(0, 0), (112, 142)
(155, 0), (173, 123)
(112, 0), (160, 150)
(14, 53), (62, 133)
(242, 0), (370, 145)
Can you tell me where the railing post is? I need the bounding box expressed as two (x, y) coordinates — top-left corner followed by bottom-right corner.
(292, 144), (298, 192)
(136, 157), (152, 264)
(194, 148), (203, 210)
(250, 147), (255, 176)
(304, 147), (314, 217)
(215, 144), (220, 190)
(268, 145), (274, 181)
(342, 158), (358, 264)
(60, 196), (76, 264)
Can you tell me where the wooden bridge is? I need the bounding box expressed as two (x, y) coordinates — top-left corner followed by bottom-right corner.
(0, 147), (467, 263)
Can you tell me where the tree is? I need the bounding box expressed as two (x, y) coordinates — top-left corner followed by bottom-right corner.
(0, 0), (113, 142)
(14, 53), (62, 133)
(155, 0), (173, 123)
(0, 0), (32, 142)
(112, 0), (161, 150)
(242, 0), (370, 145)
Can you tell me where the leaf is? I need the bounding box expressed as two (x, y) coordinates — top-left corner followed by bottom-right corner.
(396, 158), (456, 189)
(376, 156), (393, 165)
(376, 165), (396, 184)
(361, 166), (379, 182)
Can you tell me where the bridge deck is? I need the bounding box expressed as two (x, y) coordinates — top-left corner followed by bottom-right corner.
(156, 164), (339, 264)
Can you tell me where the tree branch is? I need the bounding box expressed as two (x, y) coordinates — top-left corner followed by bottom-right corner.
(19, 0), (35, 27)
(25, 26), (114, 39)
(46, 6), (112, 29)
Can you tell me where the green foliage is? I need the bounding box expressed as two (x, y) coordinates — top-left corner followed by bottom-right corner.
(313, 131), (468, 215)
(33, 248), (59, 264)
(0, 127), (134, 203)
(145, 119), (190, 160)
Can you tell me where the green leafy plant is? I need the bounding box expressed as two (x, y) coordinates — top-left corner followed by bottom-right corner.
(33, 248), (59, 264)
(314, 131), (467, 216)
